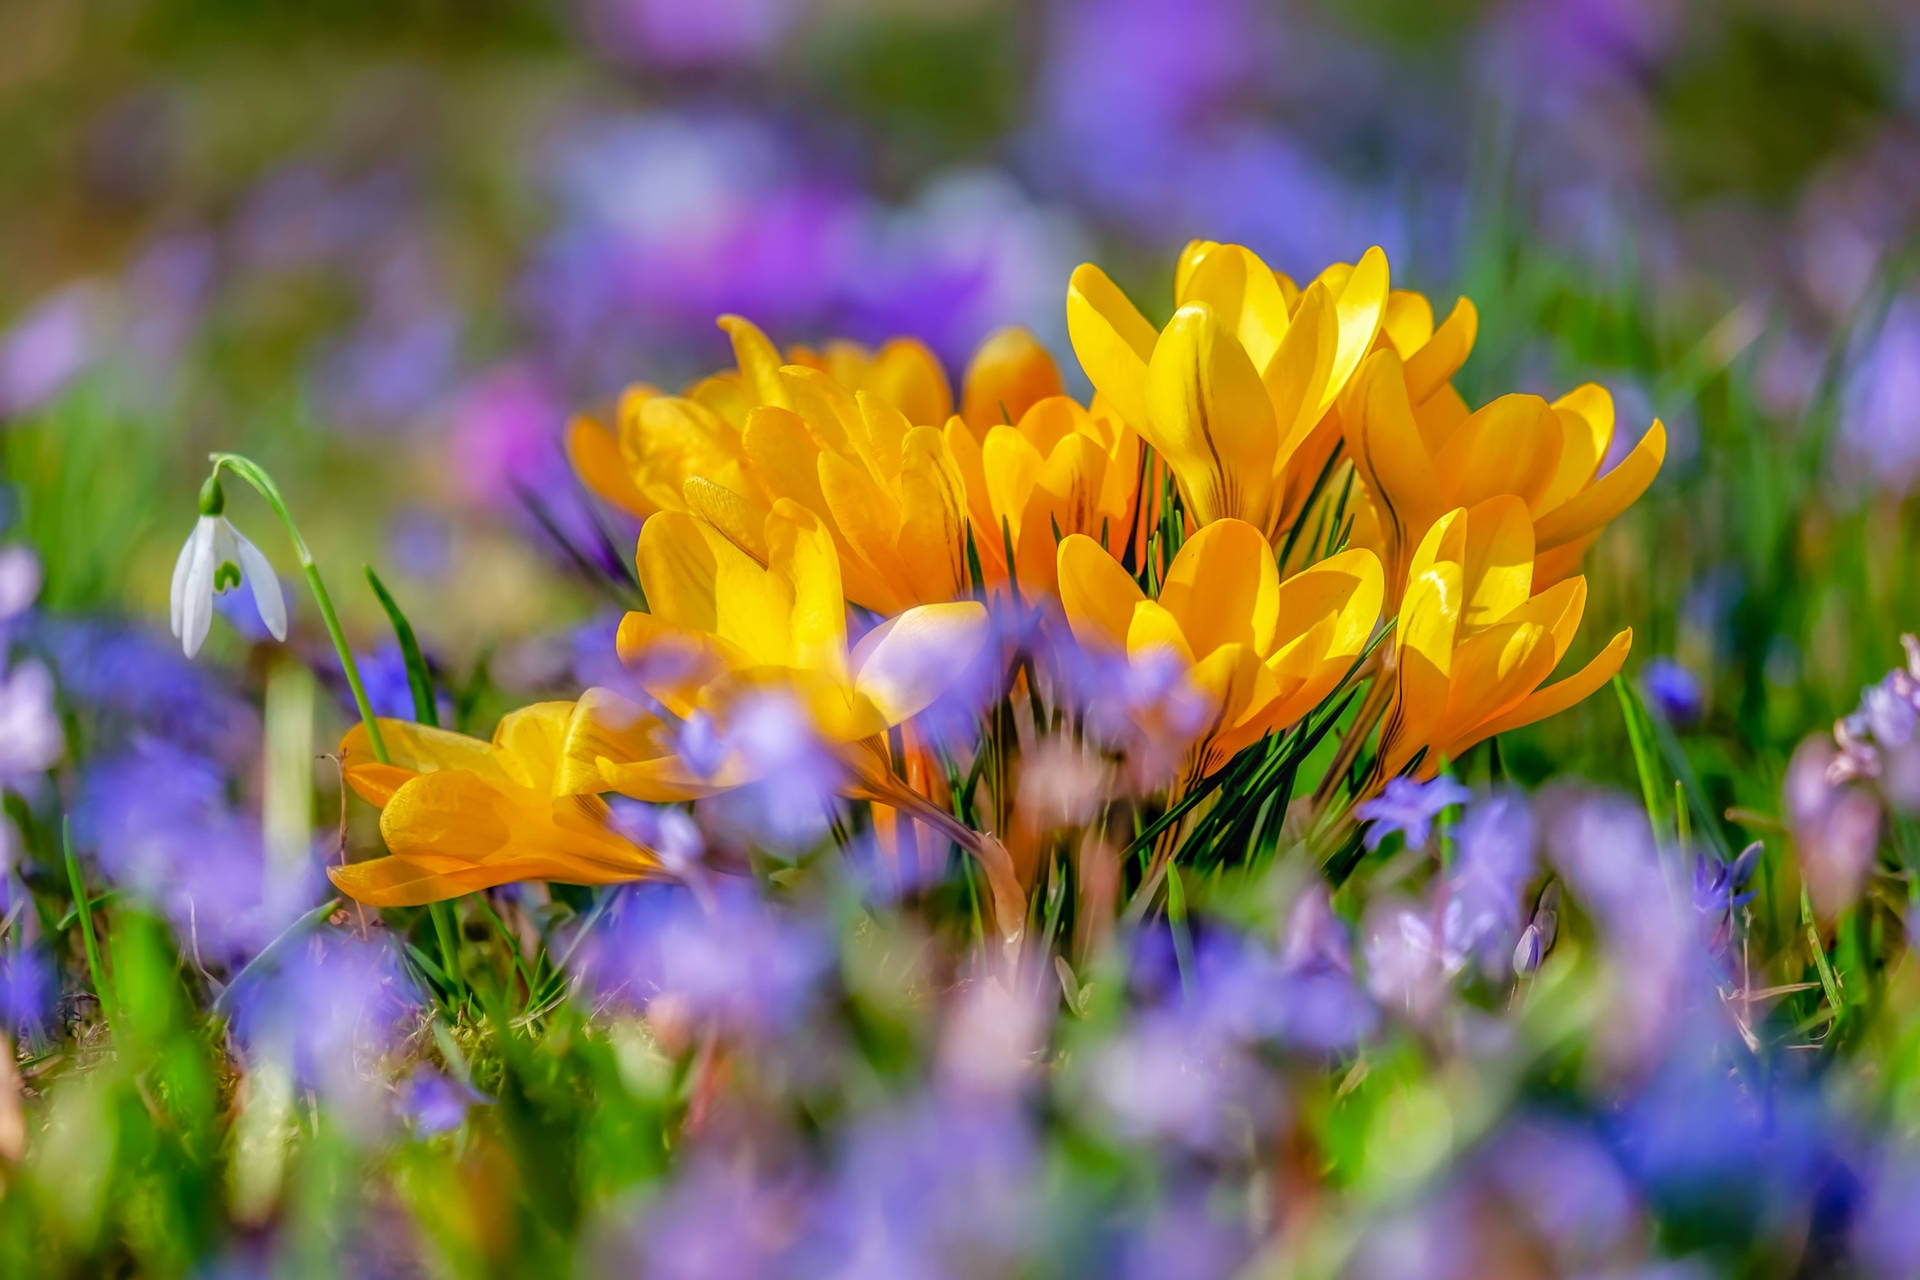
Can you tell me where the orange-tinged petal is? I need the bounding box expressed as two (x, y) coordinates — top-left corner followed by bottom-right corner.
(894, 426), (971, 603)
(341, 719), (508, 792)
(1324, 246), (1390, 411)
(635, 510), (721, 634)
(1453, 628), (1633, 751)
(567, 414), (652, 517)
(718, 314), (790, 408)
(682, 475), (773, 565)
(1067, 262), (1159, 430)
(1274, 546), (1384, 661)
(1493, 576), (1588, 666)
(961, 327), (1063, 435)
(1533, 385), (1614, 513)
(1401, 297), (1478, 405)
(1347, 349), (1440, 585)
(1532, 531), (1599, 588)
(1532, 421), (1666, 551)
(1057, 534), (1143, 650)
(1443, 620), (1557, 735)
(982, 426), (1044, 540)
(1158, 518), (1279, 656)
(869, 336), (953, 428)
(613, 611), (746, 714)
(1436, 394), (1566, 511)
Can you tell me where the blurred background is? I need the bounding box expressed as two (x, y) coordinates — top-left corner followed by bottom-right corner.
(1, 0), (1917, 792)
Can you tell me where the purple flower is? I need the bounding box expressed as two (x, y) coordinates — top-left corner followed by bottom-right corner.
(567, 883), (830, 1040)
(1640, 656), (1704, 726)
(584, 0), (801, 70)
(227, 931), (422, 1100)
(0, 947), (53, 1039)
(1440, 789), (1538, 972)
(1839, 296), (1920, 496)
(31, 617), (258, 765)
(398, 1067), (485, 1137)
(1692, 841), (1761, 918)
(0, 283), (100, 416)
(1357, 775), (1472, 852)
(621, 1156), (811, 1279)
(606, 798), (703, 875)
(0, 544), (42, 621)
(0, 659), (63, 787)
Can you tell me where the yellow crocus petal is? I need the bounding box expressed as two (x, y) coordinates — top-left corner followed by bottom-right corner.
(894, 427), (971, 601)
(1011, 432), (1107, 592)
(1057, 534), (1144, 650)
(682, 475), (773, 565)
(1533, 385), (1614, 513)
(1275, 547), (1385, 661)
(849, 601), (991, 730)
(1381, 290), (1435, 355)
(330, 855), (531, 908)
(1145, 302), (1277, 526)
(1173, 239), (1216, 300)
(1444, 620), (1558, 736)
(766, 501), (849, 683)
(1067, 262), (1159, 430)
(567, 414), (652, 518)
(982, 426), (1044, 539)
(961, 326), (1063, 435)
(1532, 420), (1667, 551)
(613, 611), (738, 714)
(1401, 297), (1478, 405)
(817, 450), (913, 613)
(1158, 518), (1279, 656)
(1128, 599), (1196, 665)
(780, 365), (864, 460)
(341, 719), (505, 798)
(1436, 395), (1566, 511)
(1324, 245), (1390, 411)
(718, 314), (790, 408)
(1459, 495), (1536, 628)
(1452, 628), (1633, 752)
(853, 391), (912, 478)
(375, 771), (655, 887)
(942, 415), (1001, 552)
(1262, 281), (1340, 455)
(629, 394), (752, 513)
(743, 406), (831, 515)
(1494, 575), (1589, 666)
(489, 701), (578, 792)
(1178, 243), (1293, 373)
(869, 337), (953, 429)
(1385, 556), (1465, 771)
(1186, 644), (1275, 776)
(1347, 349), (1440, 581)
(635, 510), (722, 633)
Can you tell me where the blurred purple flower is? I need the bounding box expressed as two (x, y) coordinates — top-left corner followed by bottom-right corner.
(692, 691), (847, 852)
(398, 1067), (486, 1137)
(1441, 789), (1538, 973)
(1640, 656), (1704, 726)
(1787, 736), (1882, 918)
(583, 0), (800, 70)
(0, 544), (42, 621)
(1358, 775), (1472, 852)
(805, 1095), (1039, 1277)
(625, 1156), (811, 1279)
(568, 883), (830, 1039)
(32, 617), (258, 765)
(1113, 1191), (1252, 1280)
(1084, 1007), (1262, 1150)
(1839, 297), (1920, 496)
(228, 931), (422, 1098)
(0, 658), (63, 787)
(0, 284), (100, 417)
(0, 946), (53, 1039)
(77, 738), (318, 964)
(606, 798), (703, 876)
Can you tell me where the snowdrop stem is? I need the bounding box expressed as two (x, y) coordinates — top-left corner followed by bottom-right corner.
(207, 453), (390, 765)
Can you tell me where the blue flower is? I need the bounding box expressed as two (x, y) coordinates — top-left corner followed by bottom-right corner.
(1640, 656), (1703, 726)
(1357, 775), (1473, 852)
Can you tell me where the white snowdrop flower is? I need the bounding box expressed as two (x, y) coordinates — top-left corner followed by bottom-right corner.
(169, 479), (287, 659)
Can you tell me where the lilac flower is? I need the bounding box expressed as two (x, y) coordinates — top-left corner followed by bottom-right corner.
(568, 883), (830, 1040)
(1357, 775), (1472, 852)
(606, 799), (703, 876)
(227, 931), (423, 1103)
(1839, 297), (1920, 496)
(584, 0), (801, 70)
(693, 691), (847, 853)
(0, 283), (100, 417)
(1640, 656), (1704, 726)
(1692, 842), (1761, 918)
(77, 738), (319, 964)
(0, 544), (42, 622)
(1829, 635), (1920, 810)
(0, 947), (53, 1039)
(1787, 737), (1882, 918)
(805, 1095), (1040, 1277)
(622, 1155), (811, 1279)
(1082, 1008), (1260, 1151)
(0, 659), (63, 787)
(398, 1067), (486, 1137)
(31, 618), (258, 764)
(1272, 886), (1378, 1052)
(1440, 789), (1538, 973)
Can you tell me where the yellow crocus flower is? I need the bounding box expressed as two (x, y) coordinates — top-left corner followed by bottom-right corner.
(330, 703), (661, 907)
(1347, 348), (1666, 601)
(1056, 519), (1383, 784)
(1377, 497), (1632, 780)
(1066, 241), (1392, 538)
(603, 498), (992, 781)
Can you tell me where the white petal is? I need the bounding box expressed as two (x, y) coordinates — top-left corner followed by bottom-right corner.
(169, 520), (204, 639)
(232, 526), (287, 641)
(179, 518), (220, 658)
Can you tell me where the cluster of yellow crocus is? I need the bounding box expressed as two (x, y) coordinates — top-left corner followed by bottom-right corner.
(332, 238), (1662, 913)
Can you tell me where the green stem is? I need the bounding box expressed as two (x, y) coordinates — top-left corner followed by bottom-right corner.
(208, 453), (388, 764)
(63, 817), (113, 1025)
